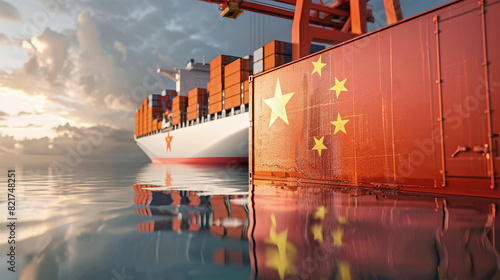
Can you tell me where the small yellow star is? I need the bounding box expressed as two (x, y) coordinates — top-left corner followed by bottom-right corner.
(313, 206), (327, 220)
(332, 227), (344, 247)
(331, 113), (349, 134)
(311, 56), (327, 76)
(311, 223), (323, 242)
(264, 78), (295, 127)
(337, 215), (348, 224)
(312, 136), (327, 157)
(330, 77), (348, 98)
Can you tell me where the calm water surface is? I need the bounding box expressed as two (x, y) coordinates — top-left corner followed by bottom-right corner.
(1, 162), (500, 279)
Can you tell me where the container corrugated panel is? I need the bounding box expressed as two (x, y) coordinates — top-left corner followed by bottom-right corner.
(253, 60), (264, 74)
(225, 70), (250, 89)
(210, 92), (223, 103)
(224, 58), (251, 76)
(250, 0), (500, 197)
(224, 94), (241, 110)
(264, 40), (291, 57)
(209, 102), (222, 115)
(224, 83), (241, 98)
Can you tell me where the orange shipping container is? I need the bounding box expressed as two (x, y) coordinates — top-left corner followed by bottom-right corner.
(224, 70), (250, 88)
(209, 81), (223, 95)
(264, 54), (286, 71)
(264, 40), (287, 57)
(188, 88), (207, 106)
(172, 96), (188, 111)
(224, 58), (251, 76)
(210, 92), (223, 103)
(209, 102), (223, 114)
(224, 83), (241, 98)
(224, 94), (241, 110)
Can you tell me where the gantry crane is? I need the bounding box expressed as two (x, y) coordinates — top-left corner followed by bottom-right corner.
(199, 0), (403, 60)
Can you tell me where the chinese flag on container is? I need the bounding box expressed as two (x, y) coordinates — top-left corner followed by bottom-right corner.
(252, 43), (391, 186)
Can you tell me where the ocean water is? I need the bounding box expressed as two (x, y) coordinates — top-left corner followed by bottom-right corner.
(1, 162), (500, 280)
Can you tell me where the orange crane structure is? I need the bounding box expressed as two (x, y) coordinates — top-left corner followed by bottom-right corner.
(199, 0), (403, 60)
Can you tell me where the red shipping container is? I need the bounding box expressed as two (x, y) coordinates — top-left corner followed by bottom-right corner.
(250, 0), (500, 197)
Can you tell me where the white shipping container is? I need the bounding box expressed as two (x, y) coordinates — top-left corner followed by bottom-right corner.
(253, 47), (263, 62)
(253, 60), (263, 74)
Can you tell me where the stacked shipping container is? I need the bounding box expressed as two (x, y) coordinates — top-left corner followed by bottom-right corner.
(135, 92), (176, 137)
(208, 55), (238, 115)
(187, 88), (208, 121)
(254, 40), (325, 74)
(224, 58), (251, 110)
(263, 40), (292, 71)
(172, 96), (188, 125)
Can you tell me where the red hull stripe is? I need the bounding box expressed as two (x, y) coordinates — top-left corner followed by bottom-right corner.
(151, 157), (248, 164)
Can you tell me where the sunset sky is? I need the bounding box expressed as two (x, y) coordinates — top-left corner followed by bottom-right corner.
(0, 0), (449, 162)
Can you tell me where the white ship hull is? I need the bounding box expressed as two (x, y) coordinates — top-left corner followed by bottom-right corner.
(135, 112), (249, 163)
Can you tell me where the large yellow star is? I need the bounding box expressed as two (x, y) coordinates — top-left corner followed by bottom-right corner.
(313, 206), (327, 220)
(312, 136), (327, 157)
(265, 213), (297, 279)
(311, 223), (323, 242)
(330, 77), (348, 98)
(331, 113), (349, 134)
(264, 78), (295, 127)
(311, 56), (327, 76)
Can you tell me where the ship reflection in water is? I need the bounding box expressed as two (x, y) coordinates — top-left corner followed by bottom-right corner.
(135, 164), (500, 280)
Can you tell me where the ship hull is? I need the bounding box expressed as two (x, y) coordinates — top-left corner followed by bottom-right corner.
(135, 112), (249, 164)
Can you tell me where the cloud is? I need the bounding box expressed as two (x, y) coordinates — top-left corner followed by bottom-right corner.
(0, 33), (9, 44)
(0, 124), (44, 129)
(0, 133), (15, 149)
(16, 111), (32, 116)
(0, 1), (22, 22)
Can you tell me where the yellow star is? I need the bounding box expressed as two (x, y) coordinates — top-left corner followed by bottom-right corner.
(311, 56), (327, 76)
(264, 78), (295, 127)
(332, 227), (344, 247)
(331, 113), (349, 134)
(265, 213), (297, 279)
(338, 262), (352, 280)
(337, 215), (348, 224)
(311, 223), (323, 242)
(313, 206), (327, 220)
(312, 136), (327, 157)
(330, 77), (348, 98)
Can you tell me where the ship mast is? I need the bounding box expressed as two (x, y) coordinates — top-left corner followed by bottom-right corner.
(199, 0), (402, 60)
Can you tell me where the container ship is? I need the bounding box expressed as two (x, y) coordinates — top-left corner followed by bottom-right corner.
(134, 55), (251, 164)
(134, 42), (323, 164)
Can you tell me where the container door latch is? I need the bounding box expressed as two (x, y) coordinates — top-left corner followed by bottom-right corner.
(451, 145), (468, 157)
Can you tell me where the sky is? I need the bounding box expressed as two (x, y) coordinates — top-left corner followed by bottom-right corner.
(0, 0), (450, 164)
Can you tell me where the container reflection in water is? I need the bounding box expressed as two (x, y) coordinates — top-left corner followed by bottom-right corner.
(132, 163), (251, 271)
(249, 184), (500, 280)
